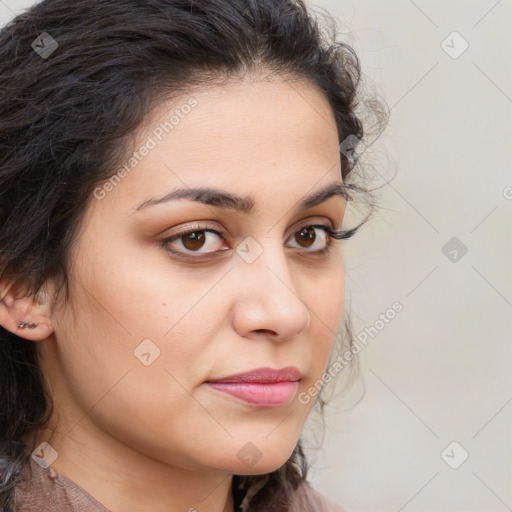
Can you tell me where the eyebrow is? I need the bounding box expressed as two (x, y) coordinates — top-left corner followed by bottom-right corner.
(134, 181), (350, 214)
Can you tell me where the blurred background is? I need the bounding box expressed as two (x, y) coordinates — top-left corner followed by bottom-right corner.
(301, 2), (512, 511)
(1, 1), (510, 511)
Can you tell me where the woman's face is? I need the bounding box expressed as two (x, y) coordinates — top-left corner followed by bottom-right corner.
(37, 76), (346, 477)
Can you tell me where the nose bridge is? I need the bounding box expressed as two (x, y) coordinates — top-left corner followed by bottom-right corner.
(238, 235), (294, 294)
(234, 235), (310, 330)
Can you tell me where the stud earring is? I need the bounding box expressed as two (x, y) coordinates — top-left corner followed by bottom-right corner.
(17, 321), (38, 329)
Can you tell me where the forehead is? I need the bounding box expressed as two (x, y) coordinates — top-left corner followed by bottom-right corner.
(141, 75), (338, 156)
(94, 76), (342, 213)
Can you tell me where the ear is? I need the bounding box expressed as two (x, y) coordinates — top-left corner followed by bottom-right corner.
(0, 276), (56, 341)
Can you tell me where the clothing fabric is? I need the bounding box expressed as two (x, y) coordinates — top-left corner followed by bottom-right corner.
(14, 456), (349, 512)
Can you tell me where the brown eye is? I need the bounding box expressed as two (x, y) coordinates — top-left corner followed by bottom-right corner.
(161, 222), (333, 259)
(161, 227), (227, 255)
(294, 226), (316, 248)
(287, 224), (329, 252)
(181, 231), (206, 251)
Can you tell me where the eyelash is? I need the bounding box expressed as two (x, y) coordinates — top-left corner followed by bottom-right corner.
(159, 222), (356, 260)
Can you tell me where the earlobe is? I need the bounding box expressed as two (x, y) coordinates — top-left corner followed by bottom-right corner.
(0, 277), (55, 341)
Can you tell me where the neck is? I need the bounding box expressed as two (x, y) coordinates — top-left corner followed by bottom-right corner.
(23, 426), (236, 512)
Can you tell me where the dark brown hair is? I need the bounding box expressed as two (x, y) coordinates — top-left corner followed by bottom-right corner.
(0, 0), (386, 510)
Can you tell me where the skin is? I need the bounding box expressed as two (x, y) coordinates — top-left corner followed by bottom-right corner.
(0, 73), (346, 512)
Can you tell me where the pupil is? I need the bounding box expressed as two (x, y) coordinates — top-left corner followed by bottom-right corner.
(297, 227), (315, 247)
(183, 231), (205, 251)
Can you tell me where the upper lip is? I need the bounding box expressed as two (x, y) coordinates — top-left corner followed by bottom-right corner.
(206, 366), (301, 384)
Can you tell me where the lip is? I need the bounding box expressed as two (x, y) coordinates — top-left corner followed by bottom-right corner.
(205, 366), (301, 407)
(206, 366), (302, 384)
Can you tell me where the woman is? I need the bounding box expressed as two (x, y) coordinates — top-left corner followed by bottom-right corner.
(0, 0), (385, 510)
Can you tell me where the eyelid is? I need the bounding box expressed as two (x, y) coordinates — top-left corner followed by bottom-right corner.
(165, 221), (221, 239)
(161, 217), (331, 242)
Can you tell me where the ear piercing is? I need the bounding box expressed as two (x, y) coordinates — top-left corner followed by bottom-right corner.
(17, 321), (38, 329)
(0, 280), (39, 330)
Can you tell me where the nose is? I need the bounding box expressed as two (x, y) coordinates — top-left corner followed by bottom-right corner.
(231, 244), (312, 342)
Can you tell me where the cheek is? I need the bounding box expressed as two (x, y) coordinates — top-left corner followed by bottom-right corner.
(54, 259), (228, 468)
(308, 261), (344, 315)
(57, 237), (219, 411)
(305, 264), (345, 367)
(69, 223), (207, 338)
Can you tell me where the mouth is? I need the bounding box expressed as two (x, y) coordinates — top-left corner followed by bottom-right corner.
(205, 381), (300, 407)
(205, 366), (301, 408)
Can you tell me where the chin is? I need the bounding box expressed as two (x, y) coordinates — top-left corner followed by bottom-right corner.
(230, 459), (289, 476)
(208, 441), (298, 476)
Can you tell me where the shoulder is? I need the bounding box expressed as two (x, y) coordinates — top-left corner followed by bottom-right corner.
(289, 480), (351, 512)
(14, 457), (110, 512)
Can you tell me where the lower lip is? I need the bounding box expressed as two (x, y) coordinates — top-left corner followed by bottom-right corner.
(206, 381), (299, 407)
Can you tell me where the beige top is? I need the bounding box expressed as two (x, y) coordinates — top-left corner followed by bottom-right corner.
(15, 456), (350, 511)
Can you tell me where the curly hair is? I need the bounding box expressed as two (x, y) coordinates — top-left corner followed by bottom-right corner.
(0, 0), (387, 510)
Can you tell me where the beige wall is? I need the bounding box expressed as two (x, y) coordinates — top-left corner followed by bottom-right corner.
(304, 1), (512, 511)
